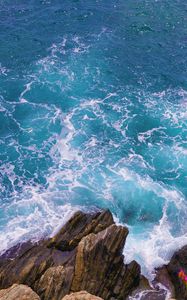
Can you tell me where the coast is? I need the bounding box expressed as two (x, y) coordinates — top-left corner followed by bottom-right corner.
(0, 209), (185, 300)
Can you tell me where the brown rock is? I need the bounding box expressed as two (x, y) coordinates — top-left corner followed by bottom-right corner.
(129, 266), (177, 300)
(0, 209), (112, 290)
(0, 243), (76, 290)
(0, 241), (34, 265)
(0, 284), (40, 300)
(139, 275), (152, 290)
(155, 266), (175, 298)
(0, 209), (141, 300)
(62, 291), (103, 300)
(71, 224), (140, 299)
(167, 245), (187, 300)
(47, 210), (114, 251)
(128, 274), (152, 298)
(34, 265), (74, 300)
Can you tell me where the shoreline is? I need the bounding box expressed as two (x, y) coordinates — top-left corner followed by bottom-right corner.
(0, 208), (183, 281)
(0, 209), (185, 299)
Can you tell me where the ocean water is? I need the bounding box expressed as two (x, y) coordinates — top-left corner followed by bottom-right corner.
(0, 0), (187, 277)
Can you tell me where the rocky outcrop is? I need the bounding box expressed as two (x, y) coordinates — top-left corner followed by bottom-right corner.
(129, 263), (180, 300)
(127, 275), (152, 299)
(34, 266), (74, 300)
(167, 245), (187, 300)
(154, 266), (175, 298)
(0, 240), (76, 290)
(71, 224), (140, 299)
(0, 210), (113, 290)
(62, 291), (103, 300)
(0, 284), (40, 300)
(47, 210), (114, 251)
(1, 208), (185, 300)
(132, 245), (187, 300)
(0, 209), (141, 300)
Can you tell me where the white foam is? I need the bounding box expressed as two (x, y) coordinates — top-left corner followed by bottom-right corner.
(138, 127), (166, 143)
(0, 63), (9, 76)
(19, 81), (34, 103)
(0, 183), (79, 254)
(124, 203), (187, 279)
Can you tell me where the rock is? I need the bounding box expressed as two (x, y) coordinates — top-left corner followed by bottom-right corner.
(62, 291), (103, 300)
(128, 274), (152, 298)
(139, 275), (152, 290)
(34, 265), (74, 300)
(167, 245), (187, 300)
(154, 266), (175, 298)
(0, 242), (76, 290)
(0, 241), (34, 266)
(0, 209), (141, 300)
(71, 224), (141, 299)
(132, 246), (187, 300)
(135, 289), (168, 300)
(47, 210), (114, 251)
(0, 284), (40, 300)
(129, 270), (175, 300)
(0, 209), (112, 290)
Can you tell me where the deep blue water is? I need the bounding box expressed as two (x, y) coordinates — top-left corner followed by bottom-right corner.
(0, 0), (187, 276)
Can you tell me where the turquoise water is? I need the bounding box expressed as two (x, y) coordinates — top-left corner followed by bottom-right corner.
(0, 0), (187, 276)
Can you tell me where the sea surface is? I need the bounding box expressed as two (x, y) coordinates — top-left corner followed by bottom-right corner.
(0, 0), (187, 277)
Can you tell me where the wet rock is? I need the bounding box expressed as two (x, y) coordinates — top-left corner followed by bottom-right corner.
(155, 266), (175, 298)
(167, 245), (187, 300)
(139, 275), (152, 290)
(128, 274), (152, 298)
(62, 291), (103, 300)
(0, 284), (40, 300)
(71, 224), (140, 299)
(137, 289), (168, 300)
(0, 241), (35, 264)
(47, 210), (114, 251)
(130, 266), (176, 300)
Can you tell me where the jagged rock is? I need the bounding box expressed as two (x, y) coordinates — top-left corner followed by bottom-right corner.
(47, 210), (114, 251)
(0, 242), (76, 290)
(129, 270), (175, 300)
(0, 284), (40, 300)
(135, 290), (168, 300)
(0, 209), (141, 300)
(167, 245), (187, 300)
(139, 275), (152, 290)
(154, 266), (175, 298)
(34, 265), (74, 300)
(0, 241), (34, 263)
(62, 291), (103, 300)
(128, 274), (152, 298)
(71, 224), (141, 299)
(0, 210), (112, 291)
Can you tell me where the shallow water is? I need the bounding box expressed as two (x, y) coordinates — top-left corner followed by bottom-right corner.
(0, 0), (187, 277)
